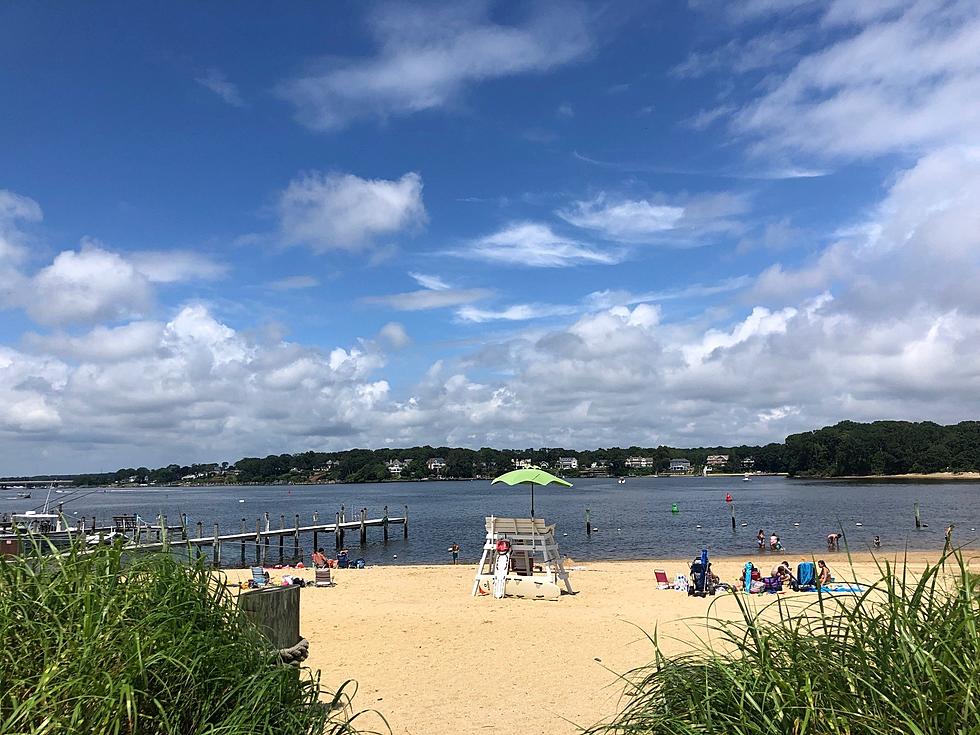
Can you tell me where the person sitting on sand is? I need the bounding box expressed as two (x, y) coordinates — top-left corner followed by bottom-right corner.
(817, 560), (833, 586)
(311, 548), (327, 568)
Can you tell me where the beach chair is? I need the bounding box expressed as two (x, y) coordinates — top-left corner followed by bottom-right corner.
(314, 568), (334, 587)
(654, 569), (671, 590)
(688, 549), (714, 597)
(796, 562), (817, 591)
(250, 566), (270, 587)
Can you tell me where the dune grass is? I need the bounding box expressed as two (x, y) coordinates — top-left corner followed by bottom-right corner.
(0, 542), (370, 735)
(585, 551), (980, 734)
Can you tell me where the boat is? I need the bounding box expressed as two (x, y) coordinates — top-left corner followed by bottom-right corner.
(2, 509), (80, 539)
(743, 473), (752, 482)
(617, 478), (626, 485)
(16, 491), (31, 499)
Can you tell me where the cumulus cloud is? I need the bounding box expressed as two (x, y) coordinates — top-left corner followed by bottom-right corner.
(364, 287), (491, 311)
(0, 189), (41, 265)
(377, 322), (410, 348)
(277, 1), (592, 130)
(129, 250), (228, 283)
(195, 68), (244, 107)
(278, 171), (426, 251)
(447, 222), (620, 267)
(455, 303), (578, 323)
(26, 246), (153, 327)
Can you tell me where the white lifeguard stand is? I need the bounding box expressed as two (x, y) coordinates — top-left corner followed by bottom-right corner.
(471, 516), (574, 598)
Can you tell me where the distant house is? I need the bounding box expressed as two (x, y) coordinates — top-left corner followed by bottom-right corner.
(427, 457), (446, 472)
(706, 455), (729, 468)
(512, 458), (535, 470)
(538, 461), (550, 469)
(742, 457), (756, 469)
(558, 457), (578, 471)
(625, 456), (655, 469)
(590, 460), (610, 469)
(669, 458), (691, 473)
(386, 460), (406, 476)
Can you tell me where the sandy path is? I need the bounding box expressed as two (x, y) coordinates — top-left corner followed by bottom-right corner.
(228, 552), (957, 735)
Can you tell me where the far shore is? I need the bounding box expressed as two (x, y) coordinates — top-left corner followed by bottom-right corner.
(811, 471), (980, 482)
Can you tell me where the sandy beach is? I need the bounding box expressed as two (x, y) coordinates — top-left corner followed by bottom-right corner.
(227, 551), (966, 735)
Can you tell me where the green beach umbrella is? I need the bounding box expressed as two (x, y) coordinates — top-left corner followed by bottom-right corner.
(491, 468), (572, 518)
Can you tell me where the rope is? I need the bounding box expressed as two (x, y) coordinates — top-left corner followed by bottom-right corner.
(276, 637), (310, 667)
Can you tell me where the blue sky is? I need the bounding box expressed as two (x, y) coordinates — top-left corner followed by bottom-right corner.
(2, 0), (980, 473)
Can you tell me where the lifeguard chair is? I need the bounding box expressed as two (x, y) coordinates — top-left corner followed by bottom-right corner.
(471, 516), (573, 599)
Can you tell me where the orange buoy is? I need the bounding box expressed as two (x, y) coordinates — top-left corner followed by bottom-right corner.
(725, 493), (733, 503)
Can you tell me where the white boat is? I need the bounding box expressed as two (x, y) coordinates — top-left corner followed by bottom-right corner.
(617, 478), (626, 485)
(3, 509), (80, 538)
(743, 473), (752, 482)
(16, 491), (31, 499)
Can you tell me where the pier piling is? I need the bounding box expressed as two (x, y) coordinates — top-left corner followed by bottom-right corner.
(335, 512), (341, 550)
(254, 518), (261, 564)
(213, 523), (220, 566)
(383, 505), (389, 542)
(586, 508), (592, 537)
(279, 514), (285, 562)
(360, 508), (367, 545)
(293, 514), (300, 559)
(240, 518), (246, 566)
(312, 511), (319, 551)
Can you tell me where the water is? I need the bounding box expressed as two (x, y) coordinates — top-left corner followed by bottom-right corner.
(9, 476), (980, 565)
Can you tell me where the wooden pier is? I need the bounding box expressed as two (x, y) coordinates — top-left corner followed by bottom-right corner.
(3, 504), (408, 567)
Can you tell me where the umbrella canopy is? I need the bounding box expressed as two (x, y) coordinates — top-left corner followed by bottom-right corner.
(491, 468), (572, 518)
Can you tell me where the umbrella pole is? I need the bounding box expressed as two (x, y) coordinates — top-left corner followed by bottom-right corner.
(530, 482), (535, 519)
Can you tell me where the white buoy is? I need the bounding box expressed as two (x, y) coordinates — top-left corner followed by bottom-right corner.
(616, 527), (621, 531)
(793, 522), (800, 526)
(696, 524), (702, 529)
(238, 499), (245, 503)
(562, 532), (568, 536)
(856, 522), (863, 527)
(741, 522), (748, 527)
(392, 554), (397, 559)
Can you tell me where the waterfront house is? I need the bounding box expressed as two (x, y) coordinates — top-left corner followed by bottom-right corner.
(669, 458), (691, 473)
(558, 457), (578, 471)
(427, 457), (446, 472)
(706, 454), (729, 468)
(512, 458), (535, 469)
(625, 456), (656, 469)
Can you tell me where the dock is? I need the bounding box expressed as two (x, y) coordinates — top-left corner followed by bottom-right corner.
(2, 504), (408, 567)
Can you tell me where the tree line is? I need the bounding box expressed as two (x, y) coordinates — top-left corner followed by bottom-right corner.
(15, 420), (978, 487)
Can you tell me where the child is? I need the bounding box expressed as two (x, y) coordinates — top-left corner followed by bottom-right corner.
(757, 529), (765, 550)
(448, 542), (460, 565)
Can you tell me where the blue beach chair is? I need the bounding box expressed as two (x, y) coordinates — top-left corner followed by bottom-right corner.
(250, 566), (269, 587)
(688, 548), (714, 597)
(796, 562), (817, 591)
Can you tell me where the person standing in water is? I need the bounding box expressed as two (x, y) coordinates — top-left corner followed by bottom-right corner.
(757, 529), (766, 550)
(448, 542), (460, 565)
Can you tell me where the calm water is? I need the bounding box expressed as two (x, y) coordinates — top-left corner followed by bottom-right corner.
(7, 476), (980, 565)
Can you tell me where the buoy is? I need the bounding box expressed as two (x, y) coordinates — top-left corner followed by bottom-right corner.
(671, 503), (679, 513)
(741, 522), (748, 527)
(696, 524), (702, 529)
(563, 532), (568, 536)
(793, 522), (800, 526)
(616, 527), (621, 531)
(856, 522), (863, 527)
(725, 493), (733, 503)
(392, 554), (398, 559)
(238, 499), (245, 503)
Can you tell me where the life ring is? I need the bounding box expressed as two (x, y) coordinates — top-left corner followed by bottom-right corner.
(495, 539), (512, 554)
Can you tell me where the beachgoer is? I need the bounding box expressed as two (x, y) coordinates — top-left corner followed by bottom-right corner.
(750, 564), (761, 582)
(945, 524), (954, 548)
(448, 542), (460, 565)
(827, 532), (837, 551)
(817, 560), (833, 586)
(769, 533), (778, 551)
(757, 529), (765, 550)
(873, 535), (881, 549)
(311, 548), (327, 568)
(338, 548), (350, 569)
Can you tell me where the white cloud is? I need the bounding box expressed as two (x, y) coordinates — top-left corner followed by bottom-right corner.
(408, 272), (451, 290)
(670, 30), (806, 78)
(377, 322), (410, 348)
(26, 245), (153, 327)
(25, 322), (164, 363)
(279, 171), (426, 251)
(0, 189), (42, 264)
(364, 288), (492, 311)
(268, 275), (319, 290)
(195, 68), (244, 107)
(129, 250), (228, 283)
(277, 1), (592, 131)
(448, 222), (620, 267)
(734, 0), (980, 158)
(558, 192), (749, 244)
(455, 303), (578, 323)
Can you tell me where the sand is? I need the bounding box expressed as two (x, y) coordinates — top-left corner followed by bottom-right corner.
(227, 552), (965, 735)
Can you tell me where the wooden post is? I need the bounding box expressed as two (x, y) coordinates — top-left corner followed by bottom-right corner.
(196, 521), (203, 540)
(264, 512), (270, 533)
(213, 523), (220, 566)
(279, 514), (285, 563)
(383, 505), (389, 542)
(294, 514), (300, 559)
(731, 502), (736, 531)
(240, 518), (246, 566)
(156, 514), (162, 542)
(134, 521), (142, 547)
(312, 511), (319, 552)
(335, 512), (341, 550)
(403, 505), (409, 539)
(255, 518), (261, 565)
(915, 501), (921, 529)
(161, 515), (168, 551)
(181, 513), (188, 540)
(586, 508), (592, 537)
(360, 508), (367, 545)
(340, 504), (346, 523)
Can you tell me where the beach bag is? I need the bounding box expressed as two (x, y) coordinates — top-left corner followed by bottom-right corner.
(674, 575), (688, 592)
(749, 580), (766, 594)
(763, 576), (782, 593)
(355, 558), (365, 569)
(796, 562), (816, 591)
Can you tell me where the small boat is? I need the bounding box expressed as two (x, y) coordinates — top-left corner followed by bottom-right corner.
(617, 477), (626, 485)
(743, 473), (752, 482)
(16, 491), (31, 499)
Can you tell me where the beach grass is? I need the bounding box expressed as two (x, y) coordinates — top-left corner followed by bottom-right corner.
(585, 550), (980, 734)
(0, 541), (371, 734)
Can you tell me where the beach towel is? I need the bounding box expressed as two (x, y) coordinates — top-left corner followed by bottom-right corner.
(796, 562), (817, 591)
(674, 574), (688, 592)
(821, 583), (865, 594)
(743, 562), (753, 593)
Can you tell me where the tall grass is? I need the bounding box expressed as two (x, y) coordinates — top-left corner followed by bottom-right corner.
(0, 542), (368, 734)
(586, 551), (980, 734)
